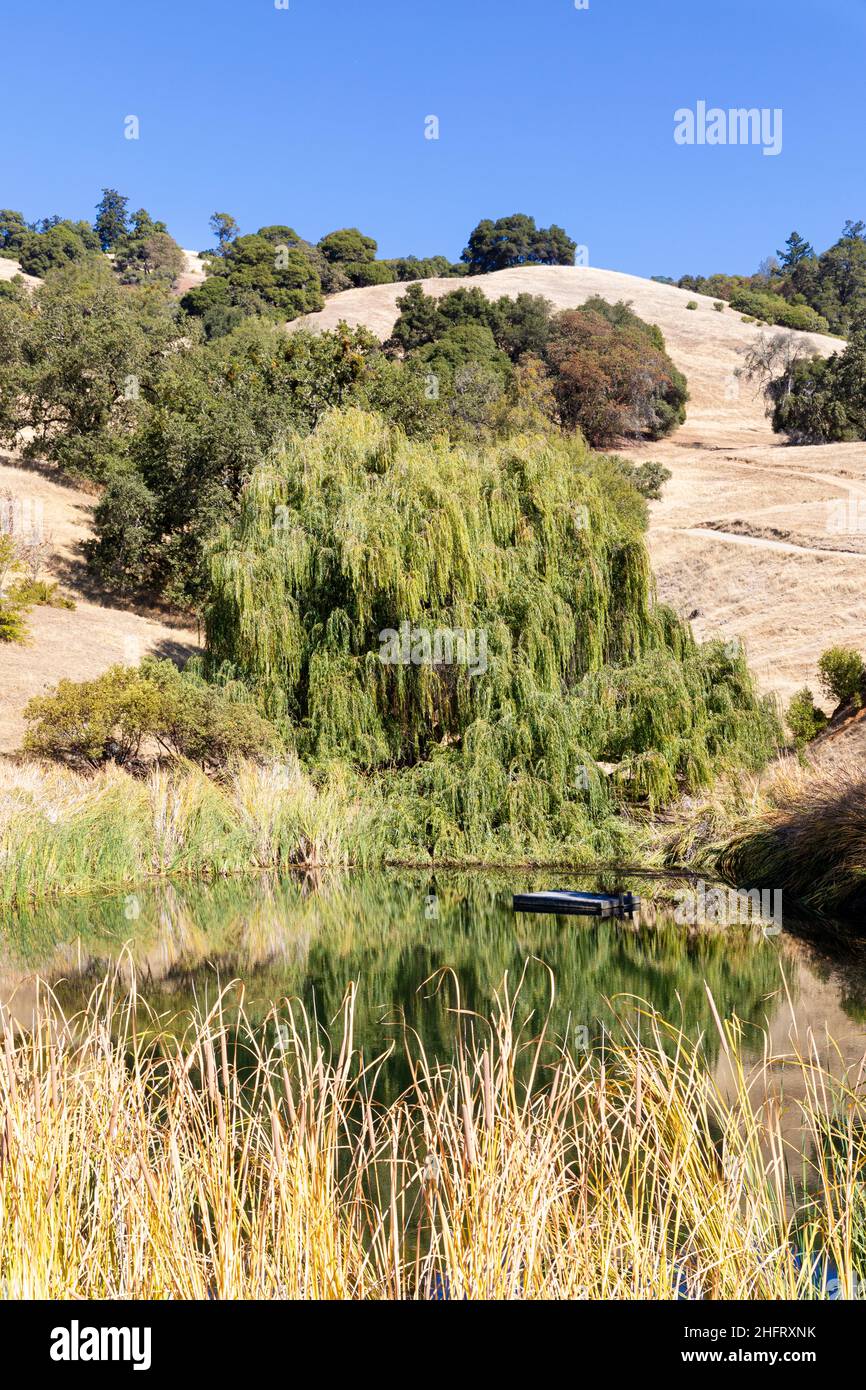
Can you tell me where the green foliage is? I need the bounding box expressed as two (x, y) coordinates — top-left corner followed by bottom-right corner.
(630, 459), (672, 500)
(86, 321), (445, 604)
(0, 275), (30, 306)
(777, 230), (815, 270)
(0, 209), (29, 255)
(389, 286), (686, 448)
(6, 577), (75, 610)
(204, 410), (779, 853)
(390, 282), (447, 352)
(817, 646), (865, 706)
(769, 331), (866, 443)
(786, 688), (828, 746)
(787, 220), (866, 336)
(686, 300), (698, 310)
(461, 213), (577, 274)
(14, 221), (100, 278)
(586, 456), (671, 516)
(94, 189), (130, 251)
(317, 227), (377, 265)
(0, 258), (181, 475)
(418, 321), (512, 384)
(204, 232), (324, 319)
(728, 287), (828, 332)
(209, 211), (239, 255)
(386, 255), (464, 282)
(343, 260), (396, 287)
(678, 220), (865, 336)
(0, 535), (28, 641)
(112, 209), (185, 285)
(87, 467), (159, 593)
(0, 597), (27, 642)
(23, 659), (280, 768)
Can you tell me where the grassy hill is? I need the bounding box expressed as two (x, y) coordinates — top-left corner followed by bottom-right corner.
(296, 265), (864, 709)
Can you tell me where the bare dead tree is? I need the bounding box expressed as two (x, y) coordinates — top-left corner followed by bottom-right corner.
(738, 330), (816, 410)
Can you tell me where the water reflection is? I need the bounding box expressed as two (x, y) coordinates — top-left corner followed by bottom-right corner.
(4, 871), (866, 1105)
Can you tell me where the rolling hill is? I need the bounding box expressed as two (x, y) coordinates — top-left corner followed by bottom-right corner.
(1, 259), (863, 755)
(297, 265), (866, 713)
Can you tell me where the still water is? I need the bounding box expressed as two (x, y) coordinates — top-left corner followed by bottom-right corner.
(3, 870), (866, 1110)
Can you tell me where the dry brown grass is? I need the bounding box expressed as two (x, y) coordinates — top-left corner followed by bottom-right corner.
(1, 973), (861, 1299)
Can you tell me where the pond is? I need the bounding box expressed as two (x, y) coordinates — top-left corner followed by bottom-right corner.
(3, 869), (866, 1117)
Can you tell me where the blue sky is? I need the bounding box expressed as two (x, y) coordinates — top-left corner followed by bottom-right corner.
(3, 0), (865, 278)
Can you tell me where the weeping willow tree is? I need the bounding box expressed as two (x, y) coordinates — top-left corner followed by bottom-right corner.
(205, 409), (780, 857)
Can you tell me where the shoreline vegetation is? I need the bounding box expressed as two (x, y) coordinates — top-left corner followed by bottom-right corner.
(670, 761), (866, 920)
(3, 752), (865, 923)
(0, 981), (860, 1300)
(2, 408), (784, 909)
(0, 756), (657, 908)
(3, 206), (864, 922)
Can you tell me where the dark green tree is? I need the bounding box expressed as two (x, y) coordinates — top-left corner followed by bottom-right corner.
(15, 221), (98, 277)
(318, 227), (378, 264)
(209, 212), (239, 255)
(0, 209), (28, 255)
(389, 283), (444, 353)
(113, 209), (185, 285)
(0, 258), (179, 474)
(461, 214), (576, 275)
(209, 232), (323, 318)
(776, 231), (815, 270)
(94, 188), (129, 251)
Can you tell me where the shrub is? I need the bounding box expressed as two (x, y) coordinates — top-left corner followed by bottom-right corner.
(817, 646), (865, 706)
(6, 577), (75, 609)
(786, 688), (828, 745)
(686, 301), (698, 311)
(0, 596), (27, 642)
(0, 533), (28, 641)
(713, 301), (725, 312)
(544, 306), (688, 446)
(345, 260), (395, 288)
(729, 287), (829, 333)
(23, 659), (280, 768)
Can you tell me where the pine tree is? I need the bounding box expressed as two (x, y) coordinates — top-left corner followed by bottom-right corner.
(94, 189), (129, 251)
(777, 230), (815, 270)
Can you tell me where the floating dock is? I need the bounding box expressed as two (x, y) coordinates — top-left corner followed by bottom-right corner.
(512, 890), (641, 919)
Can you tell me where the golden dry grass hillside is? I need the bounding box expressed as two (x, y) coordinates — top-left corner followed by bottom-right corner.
(298, 265), (865, 713)
(1, 262), (863, 756)
(0, 457), (199, 753)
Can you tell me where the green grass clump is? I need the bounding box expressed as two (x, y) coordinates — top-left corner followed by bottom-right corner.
(0, 759), (389, 906)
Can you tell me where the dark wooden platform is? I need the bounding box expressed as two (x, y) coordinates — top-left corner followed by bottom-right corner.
(512, 890), (641, 919)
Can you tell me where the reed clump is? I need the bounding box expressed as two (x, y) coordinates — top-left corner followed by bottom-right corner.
(712, 765), (866, 918)
(0, 757), (389, 907)
(0, 976), (861, 1299)
(663, 759), (866, 919)
(1, 750), (660, 906)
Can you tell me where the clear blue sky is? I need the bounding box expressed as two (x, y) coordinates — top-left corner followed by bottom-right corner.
(3, 0), (865, 277)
